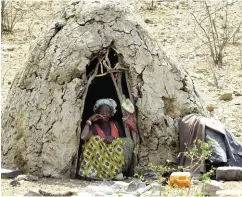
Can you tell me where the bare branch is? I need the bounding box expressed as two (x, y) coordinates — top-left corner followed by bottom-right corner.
(200, 0), (238, 24)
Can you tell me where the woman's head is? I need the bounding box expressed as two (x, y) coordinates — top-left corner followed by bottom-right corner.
(93, 98), (117, 121)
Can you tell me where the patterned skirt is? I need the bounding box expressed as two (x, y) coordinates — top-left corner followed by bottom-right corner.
(79, 136), (134, 179)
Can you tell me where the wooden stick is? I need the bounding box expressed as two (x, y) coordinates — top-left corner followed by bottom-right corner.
(101, 62), (103, 74)
(117, 72), (123, 96)
(80, 62), (99, 124)
(110, 72), (131, 139)
(113, 62), (119, 69)
(102, 60), (111, 71)
(105, 47), (112, 69)
(95, 70), (123, 77)
(124, 71), (139, 169)
(125, 71), (134, 103)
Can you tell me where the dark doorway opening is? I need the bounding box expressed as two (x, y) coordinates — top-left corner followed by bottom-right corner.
(81, 74), (126, 131)
(76, 48), (131, 177)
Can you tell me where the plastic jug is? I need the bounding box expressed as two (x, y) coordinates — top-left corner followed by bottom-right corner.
(169, 172), (191, 187)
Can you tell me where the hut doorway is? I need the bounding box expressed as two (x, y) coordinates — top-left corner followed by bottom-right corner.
(75, 46), (136, 178)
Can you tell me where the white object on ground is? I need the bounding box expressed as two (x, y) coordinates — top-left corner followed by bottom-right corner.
(202, 180), (224, 196)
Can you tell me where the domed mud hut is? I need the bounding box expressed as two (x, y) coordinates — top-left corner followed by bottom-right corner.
(1, 0), (204, 178)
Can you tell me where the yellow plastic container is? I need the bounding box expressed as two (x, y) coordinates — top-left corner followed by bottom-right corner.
(169, 172), (191, 187)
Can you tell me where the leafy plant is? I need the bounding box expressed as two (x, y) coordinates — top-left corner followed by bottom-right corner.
(183, 139), (213, 174)
(201, 167), (216, 181)
(147, 163), (170, 184)
(196, 192), (205, 197)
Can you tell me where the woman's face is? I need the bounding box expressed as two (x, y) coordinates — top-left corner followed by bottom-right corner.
(98, 105), (112, 122)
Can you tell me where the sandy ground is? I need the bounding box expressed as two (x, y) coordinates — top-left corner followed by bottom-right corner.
(1, 0), (242, 196)
(1, 178), (90, 196)
(1, 177), (242, 196)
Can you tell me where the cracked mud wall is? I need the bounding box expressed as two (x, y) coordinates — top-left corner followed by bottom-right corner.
(1, 0), (204, 177)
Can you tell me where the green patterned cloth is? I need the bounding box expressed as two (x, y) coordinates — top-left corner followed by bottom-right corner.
(79, 136), (134, 179)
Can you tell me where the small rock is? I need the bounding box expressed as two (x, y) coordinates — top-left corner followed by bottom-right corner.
(136, 185), (152, 195)
(137, 182), (146, 189)
(9, 180), (21, 187)
(115, 173), (125, 181)
(8, 81), (11, 85)
(216, 166), (242, 181)
(202, 180), (224, 196)
(127, 181), (137, 192)
(219, 93), (233, 101)
(207, 82), (215, 87)
(150, 182), (165, 190)
(7, 47), (15, 51)
(15, 174), (39, 181)
(233, 91), (242, 96)
(179, 0), (186, 5)
(192, 179), (200, 185)
(207, 105), (216, 112)
(234, 133), (241, 137)
(144, 171), (157, 179)
(235, 102), (241, 105)
(112, 181), (129, 191)
(24, 190), (42, 196)
(144, 18), (153, 24)
(216, 190), (242, 196)
(1, 167), (21, 178)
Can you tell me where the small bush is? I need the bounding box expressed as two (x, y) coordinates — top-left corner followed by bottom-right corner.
(1, 0), (26, 34)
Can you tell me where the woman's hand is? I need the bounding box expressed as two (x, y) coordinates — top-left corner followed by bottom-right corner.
(104, 136), (115, 144)
(125, 114), (137, 132)
(88, 114), (105, 122)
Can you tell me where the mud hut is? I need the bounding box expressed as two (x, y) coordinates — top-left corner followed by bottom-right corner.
(1, 0), (204, 178)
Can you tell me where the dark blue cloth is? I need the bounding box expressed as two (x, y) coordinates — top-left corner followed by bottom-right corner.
(225, 129), (242, 167)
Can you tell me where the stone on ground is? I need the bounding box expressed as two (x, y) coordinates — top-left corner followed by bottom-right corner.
(15, 174), (39, 181)
(216, 167), (242, 181)
(1, 168), (21, 178)
(24, 190), (42, 196)
(219, 93), (233, 101)
(202, 180), (224, 196)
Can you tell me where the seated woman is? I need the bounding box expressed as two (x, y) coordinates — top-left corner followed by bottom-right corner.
(79, 98), (134, 180)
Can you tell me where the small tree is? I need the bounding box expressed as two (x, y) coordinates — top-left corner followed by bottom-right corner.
(1, 0), (26, 34)
(183, 139), (213, 174)
(147, 139), (213, 181)
(192, 0), (242, 68)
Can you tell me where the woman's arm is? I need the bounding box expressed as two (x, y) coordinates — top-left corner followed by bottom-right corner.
(81, 124), (93, 140)
(81, 114), (104, 140)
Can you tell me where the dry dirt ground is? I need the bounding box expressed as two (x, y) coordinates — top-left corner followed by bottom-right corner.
(1, 0), (242, 196)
